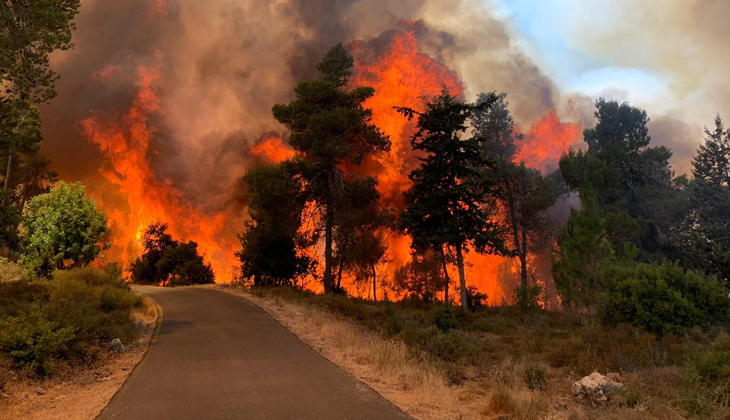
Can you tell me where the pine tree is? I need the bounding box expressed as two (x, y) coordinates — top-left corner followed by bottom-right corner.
(677, 116), (730, 283)
(473, 92), (562, 309)
(273, 44), (389, 293)
(552, 186), (613, 311)
(236, 163), (315, 287)
(398, 90), (506, 311)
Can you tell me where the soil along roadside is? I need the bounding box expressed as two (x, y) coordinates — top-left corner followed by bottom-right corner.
(0, 295), (159, 420)
(211, 285), (482, 420)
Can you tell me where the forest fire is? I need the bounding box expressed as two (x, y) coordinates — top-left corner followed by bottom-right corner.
(73, 18), (577, 302)
(79, 58), (237, 283)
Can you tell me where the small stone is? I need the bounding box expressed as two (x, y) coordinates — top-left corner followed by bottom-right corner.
(110, 338), (126, 353)
(35, 388), (46, 396)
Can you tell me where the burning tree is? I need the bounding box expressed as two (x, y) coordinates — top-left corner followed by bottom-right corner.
(397, 90), (507, 311)
(131, 222), (214, 286)
(473, 92), (564, 309)
(272, 44), (390, 293)
(237, 163), (315, 287)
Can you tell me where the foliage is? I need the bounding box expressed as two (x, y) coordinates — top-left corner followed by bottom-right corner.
(602, 261), (730, 344)
(465, 285), (488, 310)
(398, 90), (506, 311)
(333, 176), (393, 298)
(131, 222), (214, 286)
(559, 99), (681, 260)
(272, 44), (389, 293)
(473, 92), (562, 309)
(429, 304), (458, 333)
(392, 246), (446, 301)
(0, 0), (81, 103)
(524, 364), (546, 391)
(675, 116), (730, 284)
(553, 186), (614, 310)
(20, 182), (109, 277)
(0, 266), (143, 376)
(237, 164), (314, 287)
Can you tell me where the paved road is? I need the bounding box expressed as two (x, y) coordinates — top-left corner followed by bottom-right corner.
(97, 286), (410, 420)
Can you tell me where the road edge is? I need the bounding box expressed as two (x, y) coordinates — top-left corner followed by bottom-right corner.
(208, 285), (420, 419)
(93, 294), (163, 420)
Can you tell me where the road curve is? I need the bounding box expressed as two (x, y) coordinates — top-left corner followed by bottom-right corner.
(97, 286), (411, 420)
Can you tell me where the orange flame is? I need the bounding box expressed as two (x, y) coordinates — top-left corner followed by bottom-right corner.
(80, 57), (237, 283)
(249, 137), (296, 164)
(517, 110), (581, 172)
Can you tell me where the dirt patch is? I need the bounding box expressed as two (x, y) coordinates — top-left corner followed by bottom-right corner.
(0, 296), (159, 420)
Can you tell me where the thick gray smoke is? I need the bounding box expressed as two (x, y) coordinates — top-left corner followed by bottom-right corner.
(40, 0), (564, 221)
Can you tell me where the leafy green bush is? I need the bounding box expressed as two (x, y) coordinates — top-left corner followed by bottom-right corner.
(602, 261), (730, 348)
(430, 305), (458, 333)
(0, 266), (144, 376)
(0, 307), (76, 375)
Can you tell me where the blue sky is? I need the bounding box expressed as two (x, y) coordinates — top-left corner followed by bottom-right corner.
(493, 0), (670, 104)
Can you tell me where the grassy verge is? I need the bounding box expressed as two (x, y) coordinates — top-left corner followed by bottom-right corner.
(0, 265), (145, 380)
(237, 286), (730, 420)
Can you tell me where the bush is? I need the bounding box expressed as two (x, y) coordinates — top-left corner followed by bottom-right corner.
(131, 222), (214, 285)
(602, 261), (730, 349)
(0, 266), (144, 376)
(0, 307), (76, 375)
(430, 305), (458, 333)
(427, 330), (481, 364)
(524, 364), (546, 390)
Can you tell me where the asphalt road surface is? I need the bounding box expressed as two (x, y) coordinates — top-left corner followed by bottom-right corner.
(97, 286), (411, 420)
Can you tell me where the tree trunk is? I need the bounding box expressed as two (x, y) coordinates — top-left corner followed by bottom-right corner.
(372, 263), (377, 302)
(4, 150), (12, 191)
(520, 205), (529, 309)
(506, 189), (525, 308)
(654, 338), (661, 363)
(455, 242), (468, 312)
(440, 246), (450, 304)
(336, 255), (345, 290)
(323, 173), (334, 293)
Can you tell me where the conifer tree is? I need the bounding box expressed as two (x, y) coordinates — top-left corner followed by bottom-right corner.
(397, 90), (506, 311)
(273, 45), (389, 293)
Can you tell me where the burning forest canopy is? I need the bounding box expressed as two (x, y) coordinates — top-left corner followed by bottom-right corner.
(5, 0), (725, 306)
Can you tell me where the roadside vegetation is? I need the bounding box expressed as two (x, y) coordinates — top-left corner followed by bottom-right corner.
(0, 265), (144, 378)
(241, 285), (730, 419)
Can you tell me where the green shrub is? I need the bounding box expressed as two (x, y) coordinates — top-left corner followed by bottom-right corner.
(430, 305), (458, 333)
(0, 266), (143, 376)
(427, 330), (481, 364)
(524, 364), (546, 390)
(0, 307), (77, 375)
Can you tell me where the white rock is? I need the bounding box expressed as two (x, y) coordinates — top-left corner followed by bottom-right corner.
(572, 372), (623, 405)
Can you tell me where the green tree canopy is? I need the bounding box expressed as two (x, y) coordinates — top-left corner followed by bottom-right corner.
(552, 186), (613, 311)
(676, 116), (730, 283)
(131, 222), (214, 286)
(398, 90), (507, 311)
(236, 163), (314, 287)
(20, 182), (109, 277)
(560, 99), (680, 259)
(272, 44), (389, 293)
(1, 0), (81, 103)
